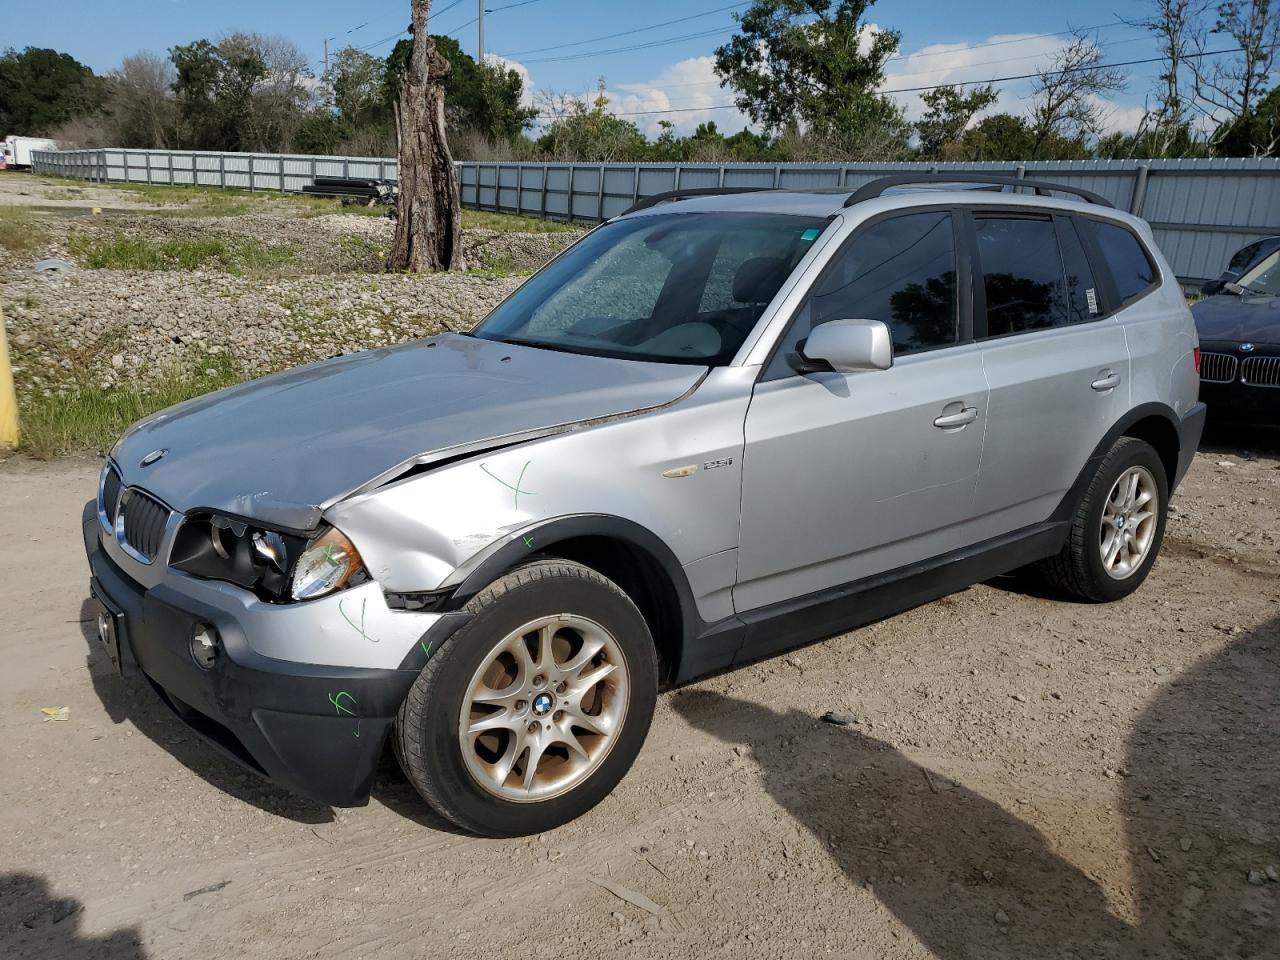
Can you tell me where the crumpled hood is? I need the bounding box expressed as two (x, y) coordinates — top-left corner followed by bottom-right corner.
(112, 334), (704, 530)
(1192, 293), (1280, 343)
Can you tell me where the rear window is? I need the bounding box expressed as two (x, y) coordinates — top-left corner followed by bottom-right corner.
(1093, 221), (1156, 304)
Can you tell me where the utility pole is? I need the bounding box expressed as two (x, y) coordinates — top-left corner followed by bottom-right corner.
(323, 36), (337, 78)
(478, 0), (485, 64)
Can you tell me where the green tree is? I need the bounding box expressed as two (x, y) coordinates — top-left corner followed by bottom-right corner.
(535, 84), (648, 161)
(714, 0), (906, 155)
(0, 47), (106, 134)
(1214, 84), (1280, 155)
(170, 37), (267, 150)
(915, 84), (998, 159)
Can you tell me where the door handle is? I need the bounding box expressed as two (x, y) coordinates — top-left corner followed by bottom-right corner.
(1091, 371), (1122, 392)
(933, 406), (979, 429)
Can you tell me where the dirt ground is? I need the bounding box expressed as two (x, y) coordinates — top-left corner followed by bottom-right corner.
(1, 425), (1277, 960)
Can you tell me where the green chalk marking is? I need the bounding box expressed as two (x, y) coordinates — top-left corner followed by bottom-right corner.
(479, 460), (536, 509)
(801, 228), (820, 241)
(328, 691), (357, 716)
(321, 544), (340, 566)
(339, 596), (376, 643)
(328, 690), (361, 737)
(420, 639), (433, 658)
(523, 535), (534, 548)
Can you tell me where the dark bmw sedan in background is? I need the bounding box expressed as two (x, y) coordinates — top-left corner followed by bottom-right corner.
(1193, 246), (1280, 424)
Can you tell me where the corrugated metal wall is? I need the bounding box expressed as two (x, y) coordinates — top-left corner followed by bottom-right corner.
(30, 149), (1280, 284)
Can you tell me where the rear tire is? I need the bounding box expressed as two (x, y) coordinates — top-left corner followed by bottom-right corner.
(1038, 437), (1169, 602)
(395, 560), (657, 837)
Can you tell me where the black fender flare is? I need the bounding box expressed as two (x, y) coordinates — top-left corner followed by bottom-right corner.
(403, 514), (708, 675)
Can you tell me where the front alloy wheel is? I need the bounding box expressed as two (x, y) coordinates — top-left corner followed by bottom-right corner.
(395, 560), (657, 836)
(460, 614), (630, 802)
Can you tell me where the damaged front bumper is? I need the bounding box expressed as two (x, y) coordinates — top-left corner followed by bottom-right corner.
(82, 501), (464, 807)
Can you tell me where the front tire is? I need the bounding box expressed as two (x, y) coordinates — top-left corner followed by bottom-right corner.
(1039, 436), (1169, 602)
(395, 560), (658, 836)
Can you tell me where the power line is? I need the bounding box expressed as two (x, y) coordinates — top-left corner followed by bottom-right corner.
(487, 0), (551, 10)
(530, 43), (1271, 119)
(523, 26), (736, 63)
(504, 2), (750, 57)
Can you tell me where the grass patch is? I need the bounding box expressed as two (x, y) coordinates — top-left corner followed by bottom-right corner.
(0, 207), (49, 254)
(67, 232), (296, 273)
(461, 209), (580, 233)
(18, 354), (247, 459)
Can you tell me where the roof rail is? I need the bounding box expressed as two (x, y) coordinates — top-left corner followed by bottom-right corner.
(844, 173), (1113, 209)
(621, 186), (773, 216)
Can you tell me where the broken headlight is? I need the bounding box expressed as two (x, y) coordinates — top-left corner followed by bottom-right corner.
(291, 527), (367, 601)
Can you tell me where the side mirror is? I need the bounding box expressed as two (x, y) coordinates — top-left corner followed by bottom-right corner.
(800, 319), (893, 373)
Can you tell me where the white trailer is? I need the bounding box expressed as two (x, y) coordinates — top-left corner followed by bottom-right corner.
(2, 136), (59, 169)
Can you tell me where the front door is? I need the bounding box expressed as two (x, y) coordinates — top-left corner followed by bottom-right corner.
(735, 210), (990, 614)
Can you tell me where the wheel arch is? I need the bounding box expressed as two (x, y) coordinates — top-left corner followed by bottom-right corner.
(446, 515), (705, 685)
(1054, 402), (1183, 524)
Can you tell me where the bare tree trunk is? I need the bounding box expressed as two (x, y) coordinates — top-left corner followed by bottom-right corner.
(389, 0), (463, 273)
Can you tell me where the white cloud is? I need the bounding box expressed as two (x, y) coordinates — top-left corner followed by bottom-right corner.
(608, 56), (753, 137)
(882, 33), (1148, 135)
(882, 33), (1065, 123)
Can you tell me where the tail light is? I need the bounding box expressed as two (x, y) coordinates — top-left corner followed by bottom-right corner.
(1193, 347), (1201, 375)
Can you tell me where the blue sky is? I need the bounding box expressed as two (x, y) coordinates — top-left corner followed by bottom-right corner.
(2, 0), (1166, 135)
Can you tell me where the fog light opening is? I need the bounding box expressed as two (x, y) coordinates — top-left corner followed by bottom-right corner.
(191, 624), (221, 670)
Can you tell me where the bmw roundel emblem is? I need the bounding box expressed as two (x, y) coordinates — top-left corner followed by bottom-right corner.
(140, 448), (168, 467)
(532, 693), (553, 716)
(1240, 342), (1256, 352)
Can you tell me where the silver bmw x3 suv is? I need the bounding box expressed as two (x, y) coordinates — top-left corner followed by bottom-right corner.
(84, 174), (1205, 836)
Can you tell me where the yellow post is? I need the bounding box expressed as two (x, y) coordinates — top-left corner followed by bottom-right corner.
(0, 302), (20, 449)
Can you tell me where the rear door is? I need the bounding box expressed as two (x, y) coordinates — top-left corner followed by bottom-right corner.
(969, 210), (1130, 534)
(735, 210), (990, 614)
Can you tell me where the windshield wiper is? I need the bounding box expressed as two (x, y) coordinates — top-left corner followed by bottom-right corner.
(486, 335), (591, 357)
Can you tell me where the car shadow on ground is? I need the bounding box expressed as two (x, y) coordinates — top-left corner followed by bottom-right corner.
(674, 614), (1279, 959)
(76, 595), (335, 825)
(1199, 420), (1280, 456)
(1, 872), (147, 959)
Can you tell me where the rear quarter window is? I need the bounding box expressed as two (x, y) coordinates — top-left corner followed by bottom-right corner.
(1092, 221), (1157, 305)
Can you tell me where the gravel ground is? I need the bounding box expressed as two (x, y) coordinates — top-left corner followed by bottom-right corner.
(0, 176), (580, 400)
(0, 439), (1276, 960)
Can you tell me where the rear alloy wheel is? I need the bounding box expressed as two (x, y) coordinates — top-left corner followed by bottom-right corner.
(1099, 465), (1159, 579)
(395, 560), (657, 836)
(1038, 436), (1169, 602)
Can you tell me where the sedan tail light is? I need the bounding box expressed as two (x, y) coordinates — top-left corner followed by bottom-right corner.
(1193, 347), (1201, 375)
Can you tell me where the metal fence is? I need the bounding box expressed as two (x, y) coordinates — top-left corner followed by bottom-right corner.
(30, 148), (1280, 285)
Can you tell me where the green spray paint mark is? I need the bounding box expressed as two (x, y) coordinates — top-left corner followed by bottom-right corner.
(523, 535), (535, 548)
(321, 544), (341, 566)
(801, 227), (821, 241)
(419, 639), (433, 659)
(479, 460), (535, 509)
(339, 596), (376, 643)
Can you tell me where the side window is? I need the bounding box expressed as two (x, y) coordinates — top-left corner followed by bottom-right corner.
(776, 212), (958, 365)
(1057, 218), (1102, 323)
(1093, 221), (1156, 305)
(975, 216), (1069, 336)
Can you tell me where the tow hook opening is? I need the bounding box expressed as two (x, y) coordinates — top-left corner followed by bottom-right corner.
(191, 623), (221, 670)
